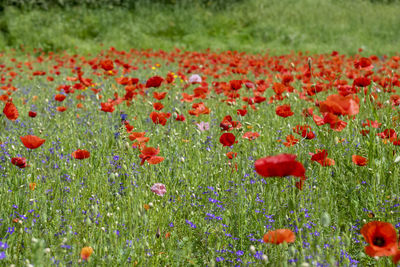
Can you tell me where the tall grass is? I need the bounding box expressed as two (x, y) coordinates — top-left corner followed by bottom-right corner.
(1, 0), (400, 55)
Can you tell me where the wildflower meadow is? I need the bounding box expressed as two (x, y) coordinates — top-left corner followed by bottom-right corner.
(0, 47), (399, 266)
(1, 0), (400, 266)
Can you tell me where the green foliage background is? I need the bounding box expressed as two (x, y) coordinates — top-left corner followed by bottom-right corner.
(0, 0), (400, 54)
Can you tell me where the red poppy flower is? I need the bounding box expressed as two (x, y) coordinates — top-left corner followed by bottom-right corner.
(188, 102), (210, 116)
(272, 82), (287, 95)
(353, 77), (371, 87)
(175, 114), (185, 121)
(72, 149), (90, 160)
(229, 80), (243, 90)
(293, 125), (315, 139)
(166, 72), (174, 83)
(283, 135), (299, 147)
(20, 135), (45, 149)
(390, 95), (400, 106)
(153, 102), (164, 111)
(354, 57), (372, 69)
(153, 92), (167, 100)
(275, 104), (294, 118)
(302, 107), (314, 117)
(255, 154), (305, 178)
(263, 229), (295, 244)
(360, 129), (370, 136)
(393, 250), (400, 264)
(150, 112), (171, 126)
(100, 102), (115, 113)
(237, 109), (247, 116)
(11, 157), (27, 168)
(3, 101), (19, 121)
(226, 151), (237, 159)
(100, 59), (114, 71)
(377, 129), (397, 140)
(219, 133), (236, 147)
(54, 94), (66, 102)
(139, 146), (164, 165)
(146, 76), (164, 88)
(360, 221), (398, 257)
(310, 150), (335, 166)
(253, 96), (266, 104)
(28, 111), (37, 117)
(129, 132), (146, 141)
(352, 155), (368, 166)
(337, 85), (357, 97)
(219, 115), (241, 131)
(125, 122), (134, 132)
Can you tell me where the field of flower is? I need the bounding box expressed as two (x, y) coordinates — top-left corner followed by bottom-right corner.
(0, 48), (400, 266)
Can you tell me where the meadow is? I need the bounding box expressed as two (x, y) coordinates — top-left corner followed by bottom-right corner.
(1, 0), (400, 266)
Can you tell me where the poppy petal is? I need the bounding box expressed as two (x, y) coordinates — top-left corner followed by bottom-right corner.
(263, 229), (295, 244)
(20, 135), (45, 149)
(3, 102), (19, 121)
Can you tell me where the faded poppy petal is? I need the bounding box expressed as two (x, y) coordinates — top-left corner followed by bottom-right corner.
(319, 94), (359, 116)
(242, 132), (260, 141)
(147, 156), (164, 165)
(361, 221), (398, 257)
(80, 246), (93, 260)
(72, 149), (90, 160)
(56, 106), (67, 112)
(263, 229), (295, 244)
(20, 135), (45, 149)
(151, 183), (167, 196)
(219, 133), (236, 147)
(255, 154), (305, 178)
(3, 101), (19, 121)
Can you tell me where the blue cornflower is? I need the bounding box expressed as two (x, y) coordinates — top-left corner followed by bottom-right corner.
(0, 242), (8, 250)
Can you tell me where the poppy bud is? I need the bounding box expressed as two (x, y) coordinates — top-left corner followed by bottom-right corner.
(320, 212), (331, 227)
(156, 227), (161, 238)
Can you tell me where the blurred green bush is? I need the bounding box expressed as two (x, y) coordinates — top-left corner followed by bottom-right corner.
(1, 0), (244, 10)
